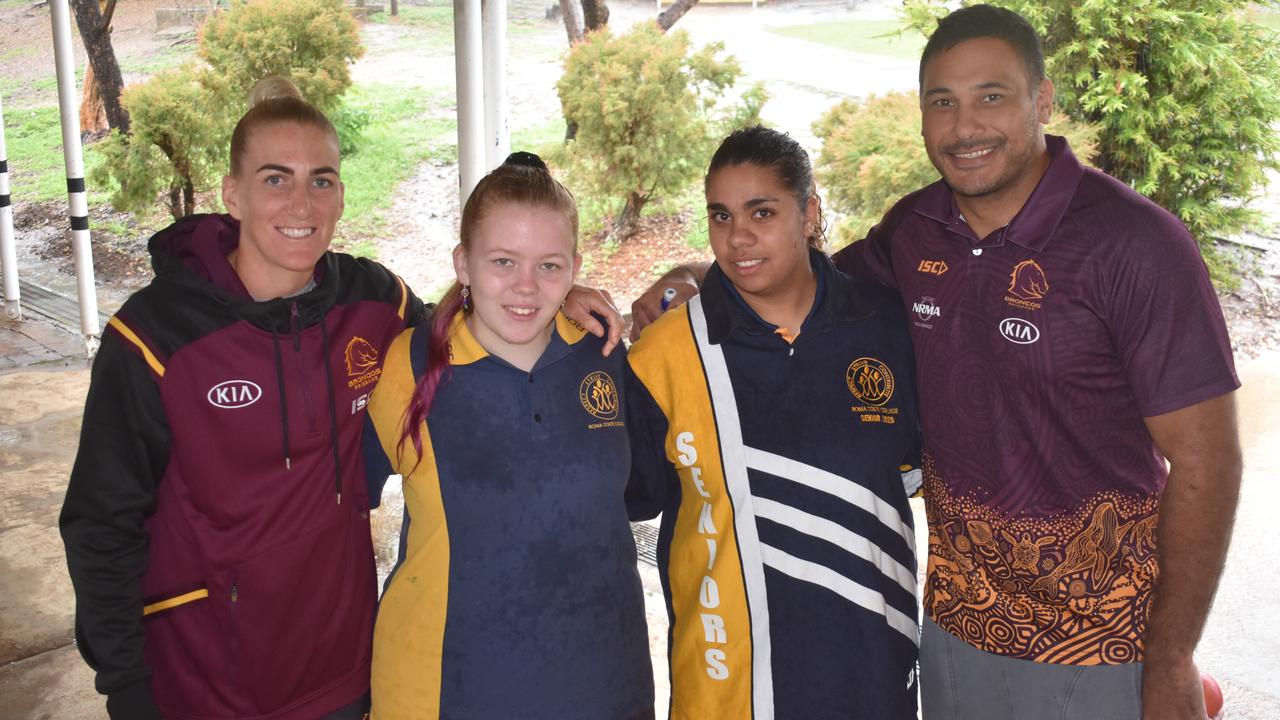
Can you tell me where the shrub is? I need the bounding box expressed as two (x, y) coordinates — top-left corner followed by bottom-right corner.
(814, 90), (1098, 246)
(557, 23), (764, 241)
(92, 66), (225, 219)
(903, 0), (1280, 282)
(97, 0), (365, 219)
(199, 0), (364, 115)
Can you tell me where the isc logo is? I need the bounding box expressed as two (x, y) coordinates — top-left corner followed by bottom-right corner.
(917, 259), (949, 276)
(999, 318), (1040, 345)
(207, 380), (263, 409)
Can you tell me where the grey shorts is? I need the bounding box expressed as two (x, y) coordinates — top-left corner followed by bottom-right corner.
(920, 617), (1142, 720)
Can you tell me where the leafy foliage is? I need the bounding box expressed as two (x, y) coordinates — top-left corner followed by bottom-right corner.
(814, 91), (1098, 246)
(96, 0), (364, 219)
(199, 0), (363, 115)
(556, 23), (764, 240)
(903, 0), (1280, 280)
(92, 66), (225, 219)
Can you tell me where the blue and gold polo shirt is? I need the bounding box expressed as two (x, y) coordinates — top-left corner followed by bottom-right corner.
(627, 249), (922, 720)
(363, 312), (653, 719)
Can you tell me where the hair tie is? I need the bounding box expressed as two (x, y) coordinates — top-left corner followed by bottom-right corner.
(503, 151), (548, 171)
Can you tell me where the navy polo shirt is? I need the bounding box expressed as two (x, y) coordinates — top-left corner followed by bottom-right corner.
(364, 312), (653, 718)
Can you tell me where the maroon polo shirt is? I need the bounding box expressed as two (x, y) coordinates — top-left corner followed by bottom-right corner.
(835, 136), (1238, 665)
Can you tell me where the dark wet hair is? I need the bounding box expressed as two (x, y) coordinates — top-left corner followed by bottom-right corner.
(919, 4), (1045, 91)
(706, 125), (824, 247)
(399, 152), (577, 463)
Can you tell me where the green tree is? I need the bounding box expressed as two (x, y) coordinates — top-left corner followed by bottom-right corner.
(95, 0), (364, 219)
(93, 67), (224, 219)
(814, 90), (1098, 246)
(200, 0), (364, 115)
(903, 0), (1280, 277)
(557, 23), (764, 240)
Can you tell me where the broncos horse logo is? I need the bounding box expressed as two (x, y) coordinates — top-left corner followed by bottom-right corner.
(1008, 259), (1050, 301)
(345, 337), (381, 377)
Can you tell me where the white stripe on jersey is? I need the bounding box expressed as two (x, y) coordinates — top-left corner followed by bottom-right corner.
(744, 446), (916, 555)
(689, 296), (775, 720)
(760, 543), (920, 645)
(902, 468), (923, 497)
(752, 496), (916, 598)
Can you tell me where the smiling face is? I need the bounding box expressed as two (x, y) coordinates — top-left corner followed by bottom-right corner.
(453, 202), (580, 369)
(706, 162), (817, 303)
(920, 36), (1053, 214)
(221, 120), (343, 299)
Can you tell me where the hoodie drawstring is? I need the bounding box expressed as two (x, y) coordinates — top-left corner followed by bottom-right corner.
(318, 317), (343, 505)
(271, 327), (292, 470)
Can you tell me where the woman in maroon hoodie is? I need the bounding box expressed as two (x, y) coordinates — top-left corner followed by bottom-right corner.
(60, 77), (619, 720)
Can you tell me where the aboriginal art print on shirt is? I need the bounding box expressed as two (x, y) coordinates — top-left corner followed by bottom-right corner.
(922, 461), (1160, 666)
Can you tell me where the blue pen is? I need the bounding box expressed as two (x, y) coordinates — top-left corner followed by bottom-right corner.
(661, 287), (678, 312)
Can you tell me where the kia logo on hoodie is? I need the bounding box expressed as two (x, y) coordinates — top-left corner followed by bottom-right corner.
(208, 380), (263, 409)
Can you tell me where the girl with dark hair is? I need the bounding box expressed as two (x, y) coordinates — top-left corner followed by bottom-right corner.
(626, 126), (923, 718)
(363, 154), (654, 719)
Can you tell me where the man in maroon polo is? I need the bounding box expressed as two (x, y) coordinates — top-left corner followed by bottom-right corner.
(631, 6), (1241, 719)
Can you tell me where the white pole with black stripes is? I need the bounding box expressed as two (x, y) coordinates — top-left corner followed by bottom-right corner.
(0, 93), (21, 321)
(49, 0), (101, 354)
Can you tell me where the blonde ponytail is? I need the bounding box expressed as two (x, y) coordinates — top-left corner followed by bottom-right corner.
(229, 76), (337, 175)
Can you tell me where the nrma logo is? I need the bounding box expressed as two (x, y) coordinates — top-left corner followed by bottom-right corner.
(207, 380), (263, 409)
(999, 318), (1040, 345)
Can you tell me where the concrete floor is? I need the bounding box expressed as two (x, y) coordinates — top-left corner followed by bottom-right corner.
(2, 314), (1278, 717)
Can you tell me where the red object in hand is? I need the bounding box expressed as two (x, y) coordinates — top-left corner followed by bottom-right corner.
(1201, 671), (1224, 718)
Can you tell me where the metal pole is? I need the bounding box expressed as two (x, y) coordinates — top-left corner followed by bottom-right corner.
(0, 93), (20, 321)
(481, 0), (509, 171)
(50, 0), (101, 354)
(454, 0), (485, 205)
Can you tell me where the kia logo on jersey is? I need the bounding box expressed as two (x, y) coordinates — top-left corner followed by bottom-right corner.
(207, 380), (263, 409)
(999, 318), (1041, 345)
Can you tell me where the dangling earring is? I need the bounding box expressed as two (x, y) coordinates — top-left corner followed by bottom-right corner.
(461, 285), (471, 311)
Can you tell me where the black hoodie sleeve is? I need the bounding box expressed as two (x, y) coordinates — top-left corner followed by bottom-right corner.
(60, 328), (169, 720)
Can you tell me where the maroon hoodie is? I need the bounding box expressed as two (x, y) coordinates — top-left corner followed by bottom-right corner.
(61, 215), (424, 719)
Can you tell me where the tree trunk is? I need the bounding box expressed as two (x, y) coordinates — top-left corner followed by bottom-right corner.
(559, 0), (583, 44)
(580, 0), (608, 32)
(390, 0), (398, 15)
(69, 0), (129, 133)
(164, 180), (195, 219)
(167, 186), (183, 221)
(610, 191), (646, 242)
(656, 0), (699, 31)
(78, 66), (109, 138)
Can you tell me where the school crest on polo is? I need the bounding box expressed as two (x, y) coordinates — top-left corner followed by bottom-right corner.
(579, 371), (620, 420)
(846, 357), (895, 407)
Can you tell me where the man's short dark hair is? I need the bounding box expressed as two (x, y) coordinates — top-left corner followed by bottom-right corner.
(919, 4), (1046, 90)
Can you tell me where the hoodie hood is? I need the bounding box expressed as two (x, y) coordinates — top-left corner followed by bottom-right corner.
(148, 214), (255, 301)
(146, 214), (334, 331)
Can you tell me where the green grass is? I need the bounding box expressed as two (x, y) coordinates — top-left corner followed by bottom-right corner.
(1, 106), (117, 204)
(1251, 9), (1280, 32)
(119, 42), (198, 76)
(368, 4), (456, 54)
(766, 19), (924, 60)
(335, 82), (458, 242)
(511, 116), (567, 155)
